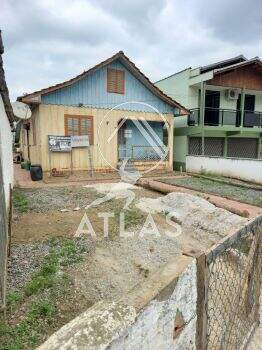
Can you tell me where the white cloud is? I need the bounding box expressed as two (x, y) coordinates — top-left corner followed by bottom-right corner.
(1, 0), (261, 100)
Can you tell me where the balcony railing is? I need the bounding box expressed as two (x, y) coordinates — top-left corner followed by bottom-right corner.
(188, 108), (262, 128)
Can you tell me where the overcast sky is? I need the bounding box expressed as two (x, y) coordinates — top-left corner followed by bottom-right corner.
(1, 0), (261, 100)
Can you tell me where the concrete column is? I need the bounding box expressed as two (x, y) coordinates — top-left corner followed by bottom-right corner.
(224, 137), (228, 158)
(200, 82), (206, 155)
(240, 89), (245, 130)
(257, 136), (261, 159)
(168, 118), (174, 170)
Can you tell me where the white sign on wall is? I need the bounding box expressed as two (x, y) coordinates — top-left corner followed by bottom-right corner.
(48, 135), (71, 152)
(71, 135), (89, 148)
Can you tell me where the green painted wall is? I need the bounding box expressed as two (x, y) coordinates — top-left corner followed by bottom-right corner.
(155, 68), (262, 165)
(173, 131), (261, 167)
(174, 135), (187, 162)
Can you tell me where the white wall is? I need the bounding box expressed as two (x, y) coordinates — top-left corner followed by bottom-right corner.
(111, 260), (197, 350)
(186, 155), (262, 184)
(38, 259), (197, 350)
(0, 94), (14, 210)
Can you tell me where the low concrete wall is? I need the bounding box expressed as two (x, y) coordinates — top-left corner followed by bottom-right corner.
(38, 257), (197, 350)
(186, 155), (262, 184)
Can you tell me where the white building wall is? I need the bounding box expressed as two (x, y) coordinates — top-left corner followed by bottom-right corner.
(186, 155), (262, 184)
(111, 260), (197, 350)
(38, 259), (197, 350)
(0, 94), (14, 210)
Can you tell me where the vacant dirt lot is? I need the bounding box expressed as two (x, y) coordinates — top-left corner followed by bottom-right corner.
(2, 182), (249, 350)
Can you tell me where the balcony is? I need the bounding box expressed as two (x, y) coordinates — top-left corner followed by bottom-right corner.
(188, 108), (262, 128)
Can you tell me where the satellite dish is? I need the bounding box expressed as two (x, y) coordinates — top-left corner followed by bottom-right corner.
(11, 101), (32, 120)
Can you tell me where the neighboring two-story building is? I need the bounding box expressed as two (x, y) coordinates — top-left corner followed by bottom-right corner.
(155, 56), (262, 182)
(18, 51), (187, 174)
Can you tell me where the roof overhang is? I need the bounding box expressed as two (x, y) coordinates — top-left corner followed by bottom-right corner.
(17, 51), (189, 115)
(213, 58), (262, 75)
(200, 55), (247, 74)
(0, 31), (15, 126)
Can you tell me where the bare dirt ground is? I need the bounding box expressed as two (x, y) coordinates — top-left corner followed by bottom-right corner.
(4, 184), (185, 349)
(2, 181), (254, 349)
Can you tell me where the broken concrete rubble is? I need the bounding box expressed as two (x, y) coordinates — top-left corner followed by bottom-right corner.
(136, 192), (248, 248)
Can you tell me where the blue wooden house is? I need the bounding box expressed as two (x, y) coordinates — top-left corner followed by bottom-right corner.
(18, 51), (187, 173)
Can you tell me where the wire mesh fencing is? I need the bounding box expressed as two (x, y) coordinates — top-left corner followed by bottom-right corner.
(118, 145), (168, 162)
(205, 217), (262, 349)
(188, 136), (261, 159)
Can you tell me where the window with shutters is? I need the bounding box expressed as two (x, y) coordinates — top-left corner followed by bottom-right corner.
(107, 68), (125, 94)
(64, 115), (93, 144)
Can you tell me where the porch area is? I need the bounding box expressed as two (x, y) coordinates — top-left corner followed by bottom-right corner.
(117, 118), (172, 171)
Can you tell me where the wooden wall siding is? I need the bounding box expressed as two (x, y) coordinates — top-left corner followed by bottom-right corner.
(208, 66), (262, 91)
(28, 104), (174, 172)
(107, 68), (125, 94)
(41, 60), (178, 114)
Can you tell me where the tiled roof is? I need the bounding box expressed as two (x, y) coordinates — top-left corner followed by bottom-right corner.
(200, 55), (247, 73)
(0, 30), (15, 125)
(18, 51), (189, 114)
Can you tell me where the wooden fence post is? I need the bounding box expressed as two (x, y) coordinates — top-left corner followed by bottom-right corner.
(196, 253), (208, 350)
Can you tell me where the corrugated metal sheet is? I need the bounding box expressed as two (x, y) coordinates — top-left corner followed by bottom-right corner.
(42, 60), (177, 114)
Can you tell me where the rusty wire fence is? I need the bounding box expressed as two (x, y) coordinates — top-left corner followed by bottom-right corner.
(200, 216), (262, 350)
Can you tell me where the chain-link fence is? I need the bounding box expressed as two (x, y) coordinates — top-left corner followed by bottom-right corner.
(204, 217), (262, 349)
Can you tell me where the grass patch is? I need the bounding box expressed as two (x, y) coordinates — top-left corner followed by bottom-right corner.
(0, 239), (86, 350)
(13, 190), (28, 213)
(124, 208), (146, 229)
(23, 239), (85, 297)
(0, 299), (56, 350)
(159, 177), (262, 208)
(24, 251), (59, 297)
(6, 292), (23, 312)
(28, 300), (55, 319)
(59, 239), (85, 266)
